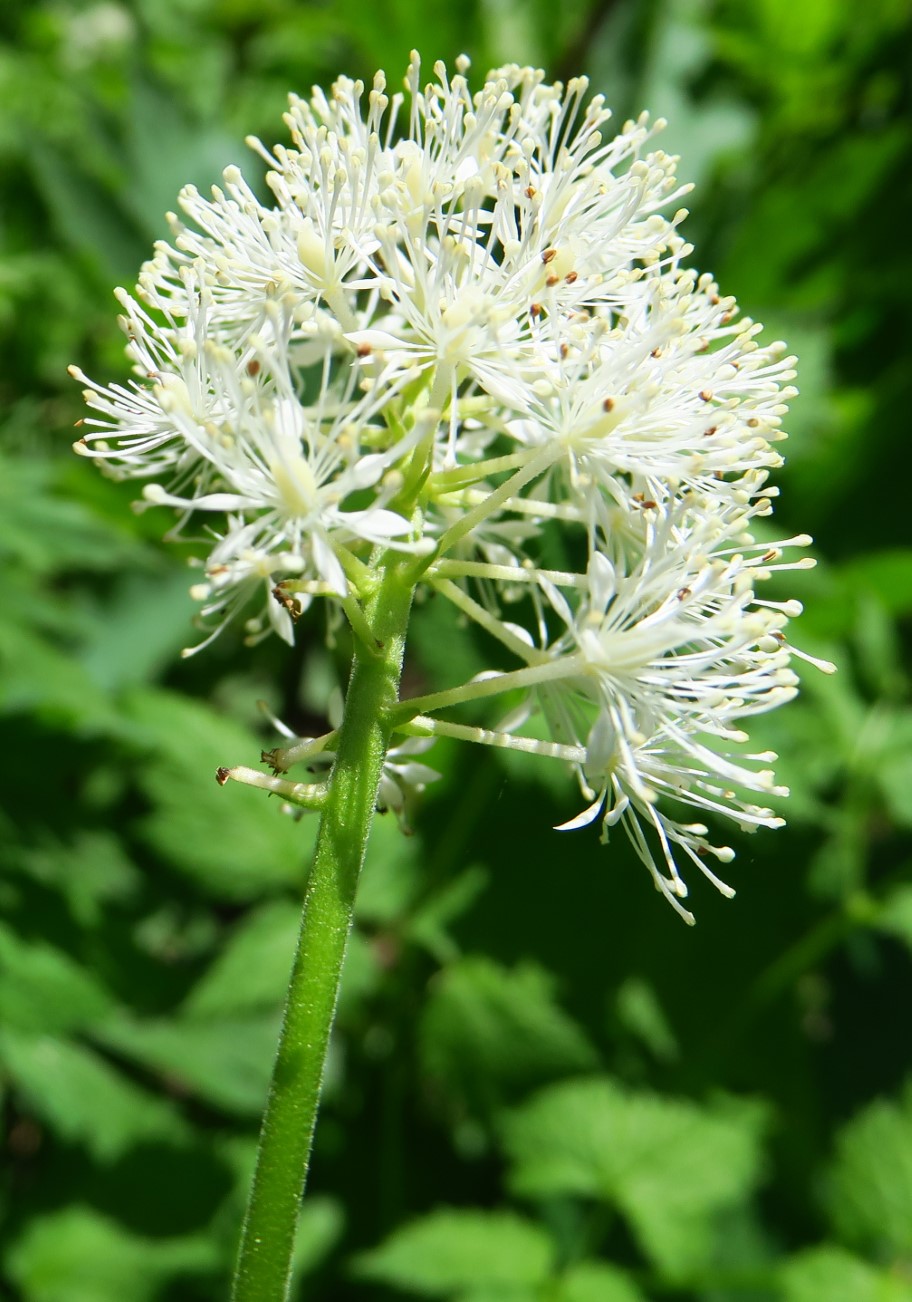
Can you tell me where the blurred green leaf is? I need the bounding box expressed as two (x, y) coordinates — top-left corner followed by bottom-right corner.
(0, 622), (118, 730)
(780, 1245), (912, 1302)
(875, 713), (912, 829)
(556, 1261), (647, 1302)
(182, 898), (301, 1018)
(502, 1078), (766, 1279)
(0, 923), (115, 1033)
(28, 140), (147, 283)
(288, 1195), (346, 1290)
(6, 1205), (216, 1302)
(420, 957), (599, 1112)
(877, 885), (912, 952)
(13, 831), (140, 929)
(125, 687), (317, 899)
(95, 1012), (282, 1117)
(0, 455), (140, 577)
(354, 811), (424, 925)
(840, 550), (912, 618)
(827, 1082), (912, 1257)
(0, 1030), (183, 1160)
(79, 569), (197, 691)
(614, 976), (679, 1063)
(353, 1208), (553, 1296)
(406, 863), (489, 963)
(120, 77), (242, 239)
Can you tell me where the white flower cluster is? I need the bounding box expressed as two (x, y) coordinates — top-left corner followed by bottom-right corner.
(72, 53), (832, 920)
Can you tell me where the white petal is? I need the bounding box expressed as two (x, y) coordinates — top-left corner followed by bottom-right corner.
(555, 792), (605, 832)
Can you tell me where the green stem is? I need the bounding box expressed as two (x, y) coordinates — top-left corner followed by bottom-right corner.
(231, 559), (416, 1302)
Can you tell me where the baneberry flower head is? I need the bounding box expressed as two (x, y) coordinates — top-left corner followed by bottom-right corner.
(72, 53), (833, 921)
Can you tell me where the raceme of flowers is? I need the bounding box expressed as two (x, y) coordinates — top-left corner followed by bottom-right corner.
(71, 53), (834, 921)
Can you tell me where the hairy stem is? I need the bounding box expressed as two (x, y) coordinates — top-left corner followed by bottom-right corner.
(231, 559), (415, 1302)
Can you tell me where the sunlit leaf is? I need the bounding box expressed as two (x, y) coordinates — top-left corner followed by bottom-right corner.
(780, 1245), (912, 1302)
(503, 1077), (766, 1279)
(827, 1083), (912, 1257)
(556, 1261), (647, 1302)
(353, 1209), (553, 1295)
(6, 1206), (217, 1302)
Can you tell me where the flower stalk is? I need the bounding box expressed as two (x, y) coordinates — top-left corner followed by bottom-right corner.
(231, 557), (416, 1302)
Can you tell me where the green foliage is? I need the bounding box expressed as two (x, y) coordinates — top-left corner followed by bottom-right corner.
(6, 1206), (218, 1302)
(353, 1208), (553, 1297)
(2, 0), (911, 1298)
(779, 1246), (912, 1302)
(503, 1078), (767, 1279)
(827, 1084), (912, 1258)
(420, 958), (599, 1114)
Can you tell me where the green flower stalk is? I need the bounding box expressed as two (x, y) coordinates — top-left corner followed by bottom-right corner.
(72, 51), (833, 1300)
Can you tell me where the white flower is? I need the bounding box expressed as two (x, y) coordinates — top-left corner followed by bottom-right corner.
(73, 53), (828, 918)
(527, 496), (806, 920)
(502, 267), (795, 510)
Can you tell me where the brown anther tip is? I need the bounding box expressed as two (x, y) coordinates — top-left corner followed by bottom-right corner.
(773, 631), (786, 643)
(565, 271), (578, 284)
(272, 584), (302, 618)
(356, 343), (372, 357)
(246, 359), (261, 376)
(677, 587), (691, 600)
(602, 397), (616, 412)
(709, 294), (721, 305)
(746, 417), (761, 428)
(640, 499), (658, 510)
(632, 492), (645, 502)
(650, 348), (662, 358)
(541, 247), (558, 264)
(762, 549), (777, 562)
(74, 418), (84, 428)
(216, 767), (231, 786)
(559, 343), (569, 359)
(524, 186), (537, 199)
(720, 311), (734, 324)
(703, 425), (718, 438)
(529, 303), (542, 317)
(545, 274), (559, 287)
(699, 389), (713, 402)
